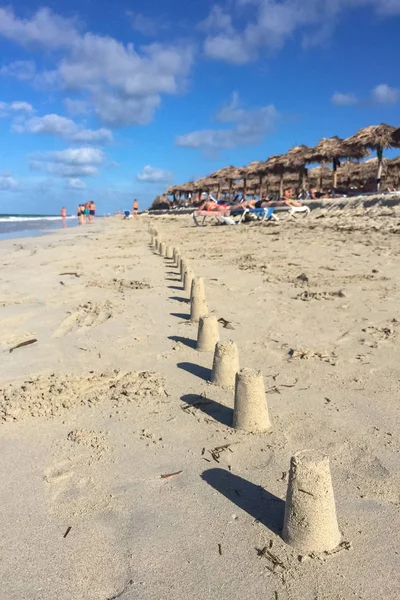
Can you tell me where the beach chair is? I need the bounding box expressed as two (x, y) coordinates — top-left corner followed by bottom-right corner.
(230, 207), (278, 223)
(273, 205), (310, 217)
(192, 209), (228, 226)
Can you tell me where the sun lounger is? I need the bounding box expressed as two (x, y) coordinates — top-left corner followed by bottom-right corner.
(192, 209), (228, 227)
(273, 205), (310, 217)
(230, 207), (278, 223)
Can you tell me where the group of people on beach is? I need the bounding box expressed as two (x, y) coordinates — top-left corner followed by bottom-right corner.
(76, 201), (96, 225)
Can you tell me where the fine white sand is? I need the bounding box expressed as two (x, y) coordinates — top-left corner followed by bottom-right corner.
(0, 209), (399, 599)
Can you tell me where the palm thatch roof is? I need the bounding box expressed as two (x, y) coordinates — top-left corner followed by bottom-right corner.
(360, 157), (389, 178)
(164, 185), (177, 195)
(244, 160), (269, 176)
(265, 154), (289, 174)
(308, 166), (332, 181)
(345, 124), (400, 150)
(284, 145), (317, 168)
(209, 165), (245, 180)
(313, 136), (368, 163)
(193, 176), (218, 190)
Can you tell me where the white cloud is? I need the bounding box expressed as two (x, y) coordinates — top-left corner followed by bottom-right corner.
(371, 83), (399, 105)
(332, 92), (358, 106)
(0, 60), (36, 80)
(64, 98), (90, 115)
(127, 11), (166, 36)
(14, 113), (113, 144)
(0, 100), (35, 117)
(176, 93), (279, 153)
(0, 7), (194, 128)
(30, 147), (105, 178)
(50, 147), (105, 165)
(0, 176), (17, 190)
(137, 165), (173, 183)
(0, 6), (79, 49)
(66, 178), (87, 189)
(10, 101), (34, 112)
(202, 0), (400, 64)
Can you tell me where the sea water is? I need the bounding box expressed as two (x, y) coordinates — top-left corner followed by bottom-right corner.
(0, 214), (78, 240)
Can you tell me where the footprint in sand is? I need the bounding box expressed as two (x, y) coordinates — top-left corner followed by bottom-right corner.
(53, 300), (113, 337)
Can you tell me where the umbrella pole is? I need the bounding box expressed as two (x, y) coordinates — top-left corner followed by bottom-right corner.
(279, 174), (284, 198)
(259, 175), (263, 199)
(243, 177), (247, 200)
(333, 159), (338, 189)
(217, 183), (220, 201)
(377, 147), (383, 191)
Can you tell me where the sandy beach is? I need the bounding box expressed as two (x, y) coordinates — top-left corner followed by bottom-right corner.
(1, 209), (399, 600)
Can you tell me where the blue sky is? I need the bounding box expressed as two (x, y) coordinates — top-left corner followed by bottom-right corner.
(0, 0), (399, 213)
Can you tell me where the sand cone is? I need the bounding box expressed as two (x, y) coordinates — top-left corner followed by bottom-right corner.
(166, 245), (174, 259)
(211, 341), (239, 388)
(173, 247), (181, 266)
(154, 238), (159, 252)
(190, 277), (205, 300)
(159, 242), (166, 257)
(190, 294), (208, 323)
(233, 368), (272, 433)
(282, 450), (341, 553)
(183, 269), (194, 294)
(176, 254), (182, 271)
(180, 258), (189, 280)
(196, 315), (220, 352)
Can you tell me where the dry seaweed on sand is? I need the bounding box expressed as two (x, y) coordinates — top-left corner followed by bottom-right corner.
(9, 338), (37, 353)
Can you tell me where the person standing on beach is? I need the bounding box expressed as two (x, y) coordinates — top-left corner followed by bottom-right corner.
(132, 199), (139, 219)
(89, 201), (96, 223)
(61, 206), (67, 228)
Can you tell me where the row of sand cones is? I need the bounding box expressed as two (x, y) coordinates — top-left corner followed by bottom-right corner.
(148, 225), (342, 556)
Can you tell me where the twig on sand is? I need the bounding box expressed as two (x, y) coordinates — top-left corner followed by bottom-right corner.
(59, 272), (81, 277)
(160, 471), (183, 479)
(218, 543), (222, 556)
(63, 526), (72, 538)
(9, 338), (37, 353)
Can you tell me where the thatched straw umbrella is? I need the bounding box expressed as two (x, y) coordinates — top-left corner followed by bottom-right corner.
(336, 161), (362, 187)
(345, 124), (400, 191)
(313, 136), (368, 189)
(283, 145), (317, 192)
(308, 166), (332, 190)
(210, 166), (247, 200)
(193, 176), (218, 198)
(243, 161), (269, 198)
(360, 157), (389, 181)
(265, 155), (293, 197)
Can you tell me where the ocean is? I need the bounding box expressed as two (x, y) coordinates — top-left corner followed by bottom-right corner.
(0, 214), (78, 241)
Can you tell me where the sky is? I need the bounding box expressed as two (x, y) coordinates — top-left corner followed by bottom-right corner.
(0, 0), (400, 214)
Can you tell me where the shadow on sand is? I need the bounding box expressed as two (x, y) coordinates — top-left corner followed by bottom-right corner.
(201, 468), (285, 535)
(177, 361), (211, 381)
(181, 393), (233, 427)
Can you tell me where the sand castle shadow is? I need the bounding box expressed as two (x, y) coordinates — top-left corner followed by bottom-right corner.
(177, 362), (211, 381)
(201, 469), (285, 535)
(181, 393), (233, 426)
(169, 335), (196, 349)
(170, 312), (190, 320)
(169, 296), (190, 303)
(168, 285), (184, 291)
